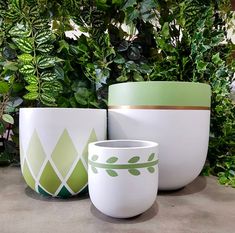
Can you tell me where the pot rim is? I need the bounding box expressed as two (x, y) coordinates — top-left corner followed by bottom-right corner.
(20, 107), (106, 111)
(89, 139), (159, 150)
(108, 81), (211, 108)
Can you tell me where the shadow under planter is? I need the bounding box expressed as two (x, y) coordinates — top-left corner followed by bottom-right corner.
(20, 108), (107, 198)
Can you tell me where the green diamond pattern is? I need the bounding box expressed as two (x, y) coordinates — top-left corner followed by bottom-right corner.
(57, 186), (72, 198)
(67, 160), (87, 193)
(22, 128), (98, 197)
(38, 185), (52, 197)
(39, 161), (61, 195)
(22, 160), (35, 191)
(51, 129), (78, 178)
(26, 130), (46, 177)
(82, 129), (97, 166)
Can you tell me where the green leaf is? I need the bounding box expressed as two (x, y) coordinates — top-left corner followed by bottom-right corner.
(114, 55), (125, 64)
(196, 60), (207, 72)
(122, 0), (137, 9)
(25, 84), (38, 92)
(37, 44), (54, 53)
(0, 81), (9, 94)
(2, 114), (14, 124)
(128, 169), (140, 176)
(106, 157), (118, 163)
(41, 81), (63, 93)
(92, 155), (99, 161)
(116, 75), (128, 82)
(12, 38), (33, 53)
(128, 156), (140, 163)
(9, 22), (31, 37)
(33, 19), (49, 29)
(147, 167), (155, 173)
(40, 93), (56, 104)
(106, 170), (118, 177)
(37, 56), (55, 69)
(23, 92), (39, 100)
(3, 62), (18, 71)
(148, 153), (155, 161)
(212, 53), (224, 65)
(162, 22), (170, 38)
(18, 54), (33, 63)
(19, 64), (35, 75)
(12, 0), (25, 10)
(35, 30), (52, 45)
(24, 75), (38, 85)
(133, 72), (144, 81)
(40, 72), (57, 81)
(91, 166), (98, 174)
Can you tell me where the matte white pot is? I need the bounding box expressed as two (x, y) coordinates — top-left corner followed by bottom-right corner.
(88, 140), (159, 218)
(20, 108), (106, 197)
(108, 82), (211, 190)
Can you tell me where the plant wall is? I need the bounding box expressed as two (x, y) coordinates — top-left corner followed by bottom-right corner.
(0, 0), (234, 186)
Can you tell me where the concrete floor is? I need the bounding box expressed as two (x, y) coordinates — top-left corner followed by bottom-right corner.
(0, 167), (235, 233)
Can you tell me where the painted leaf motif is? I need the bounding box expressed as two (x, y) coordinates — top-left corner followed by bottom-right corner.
(106, 170), (118, 177)
(148, 153), (155, 161)
(128, 156), (140, 163)
(106, 157), (118, 163)
(91, 155), (98, 161)
(91, 166), (98, 174)
(147, 167), (155, 173)
(128, 169), (140, 176)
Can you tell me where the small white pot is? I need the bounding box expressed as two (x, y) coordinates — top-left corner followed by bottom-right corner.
(108, 81), (211, 190)
(88, 140), (159, 218)
(20, 108), (107, 198)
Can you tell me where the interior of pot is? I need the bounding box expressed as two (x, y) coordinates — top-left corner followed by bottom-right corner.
(93, 140), (157, 149)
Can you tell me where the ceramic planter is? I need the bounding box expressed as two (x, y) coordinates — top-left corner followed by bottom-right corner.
(108, 81), (211, 190)
(20, 108), (106, 198)
(88, 140), (159, 218)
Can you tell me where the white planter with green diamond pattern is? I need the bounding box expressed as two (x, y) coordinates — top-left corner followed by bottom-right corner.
(20, 108), (106, 198)
(88, 140), (159, 218)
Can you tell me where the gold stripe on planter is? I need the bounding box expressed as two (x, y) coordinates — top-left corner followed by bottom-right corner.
(109, 105), (210, 110)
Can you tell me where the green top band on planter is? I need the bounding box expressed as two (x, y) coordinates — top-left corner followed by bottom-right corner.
(108, 81), (211, 107)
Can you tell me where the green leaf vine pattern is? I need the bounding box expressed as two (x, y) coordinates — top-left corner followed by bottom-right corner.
(89, 153), (158, 177)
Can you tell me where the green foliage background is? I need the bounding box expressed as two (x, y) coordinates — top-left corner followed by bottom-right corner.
(0, 0), (234, 186)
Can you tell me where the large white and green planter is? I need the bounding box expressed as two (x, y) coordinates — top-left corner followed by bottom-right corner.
(108, 81), (211, 190)
(20, 108), (107, 198)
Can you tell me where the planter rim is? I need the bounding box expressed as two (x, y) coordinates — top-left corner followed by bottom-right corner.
(89, 139), (158, 150)
(108, 81), (211, 108)
(20, 108), (106, 112)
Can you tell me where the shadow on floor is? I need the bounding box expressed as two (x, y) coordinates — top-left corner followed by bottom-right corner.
(90, 201), (158, 224)
(159, 176), (207, 196)
(24, 186), (89, 202)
